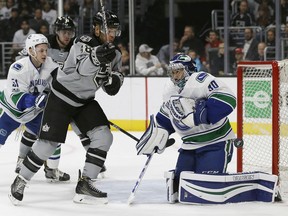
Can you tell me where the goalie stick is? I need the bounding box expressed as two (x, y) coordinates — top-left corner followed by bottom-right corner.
(127, 138), (175, 205)
(108, 121), (175, 204)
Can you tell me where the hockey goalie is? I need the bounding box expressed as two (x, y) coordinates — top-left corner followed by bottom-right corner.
(136, 53), (279, 204)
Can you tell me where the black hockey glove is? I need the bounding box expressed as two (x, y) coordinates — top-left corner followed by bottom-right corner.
(94, 63), (111, 88)
(103, 71), (124, 96)
(96, 43), (116, 64)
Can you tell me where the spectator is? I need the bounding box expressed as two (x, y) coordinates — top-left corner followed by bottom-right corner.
(135, 44), (164, 76)
(265, 28), (276, 59)
(39, 23), (49, 36)
(120, 49), (130, 76)
(256, 2), (273, 28)
(12, 19), (36, 50)
(63, 0), (79, 21)
(256, 42), (267, 60)
(0, 8), (21, 42)
(231, 0), (254, 27)
(18, 0), (33, 19)
(204, 30), (222, 71)
(209, 42), (234, 76)
(42, 1), (57, 27)
(209, 42), (225, 76)
(157, 38), (181, 66)
(242, 28), (259, 60)
(266, 28), (275, 46)
(0, 0), (17, 20)
(281, 0), (288, 24)
(29, 8), (50, 33)
(187, 49), (206, 72)
(179, 25), (205, 60)
(232, 48), (244, 75)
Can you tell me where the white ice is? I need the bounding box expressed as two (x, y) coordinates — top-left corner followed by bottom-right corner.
(0, 131), (287, 216)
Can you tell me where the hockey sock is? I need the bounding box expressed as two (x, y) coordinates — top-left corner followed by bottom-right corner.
(19, 131), (37, 158)
(46, 143), (61, 169)
(83, 148), (107, 179)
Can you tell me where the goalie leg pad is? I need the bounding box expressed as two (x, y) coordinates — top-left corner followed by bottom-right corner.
(178, 171), (278, 204)
(164, 170), (178, 203)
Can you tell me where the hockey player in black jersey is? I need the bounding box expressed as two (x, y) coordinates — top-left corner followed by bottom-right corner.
(9, 10), (124, 205)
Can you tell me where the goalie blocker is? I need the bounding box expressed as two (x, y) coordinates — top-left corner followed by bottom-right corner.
(165, 171), (279, 204)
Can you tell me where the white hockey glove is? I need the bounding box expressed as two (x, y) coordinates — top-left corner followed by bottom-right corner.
(169, 96), (196, 128)
(136, 115), (169, 155)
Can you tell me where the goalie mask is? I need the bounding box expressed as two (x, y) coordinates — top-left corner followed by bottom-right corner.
(93, 10), (121, 37)
(168, 53), (197, 89)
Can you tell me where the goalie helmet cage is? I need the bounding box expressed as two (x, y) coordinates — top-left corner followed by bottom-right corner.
(237, 60), (288, 196)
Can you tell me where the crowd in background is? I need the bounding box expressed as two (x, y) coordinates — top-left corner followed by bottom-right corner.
(1, 0), (288, 77)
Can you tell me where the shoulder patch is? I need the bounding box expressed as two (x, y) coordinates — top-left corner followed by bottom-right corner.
(196, 72), (208, 82)
(79, 35), (92, 43)
(12, 63), (23, 71)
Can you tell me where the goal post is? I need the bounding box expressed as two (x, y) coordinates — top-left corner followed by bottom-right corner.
(236, 60), (288, 195)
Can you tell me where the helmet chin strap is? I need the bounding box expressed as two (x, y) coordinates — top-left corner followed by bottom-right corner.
(30, 49), (42, 68)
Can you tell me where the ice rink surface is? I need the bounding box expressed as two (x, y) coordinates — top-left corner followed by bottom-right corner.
(0, 130), (287, 216)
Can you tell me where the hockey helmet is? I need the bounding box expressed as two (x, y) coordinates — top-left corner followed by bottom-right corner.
(93, 10), (121, 36)
(25, 33), (49, 56)
(54, 16), (76, 32)
(168, 53), (197, 88)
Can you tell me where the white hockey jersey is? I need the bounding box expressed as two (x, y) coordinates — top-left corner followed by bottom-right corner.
(160, 72), (236, 150)
(0, 56), (58, 123)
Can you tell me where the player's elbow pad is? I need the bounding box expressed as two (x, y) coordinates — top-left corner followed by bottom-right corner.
(103, 71), (124, 96)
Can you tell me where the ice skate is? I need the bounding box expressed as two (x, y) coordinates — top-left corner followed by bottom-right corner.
(8, 175), (27, 205)
(44, 166), (70, 183)
(15, 156), (24, 174)
(73, 170), (108, 204)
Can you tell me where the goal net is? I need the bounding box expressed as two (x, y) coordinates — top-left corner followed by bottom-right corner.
(237, 60), (288, 196)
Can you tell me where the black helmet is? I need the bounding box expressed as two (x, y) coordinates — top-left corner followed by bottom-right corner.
(93, 10), (121, 36)
(54, 16), (75, 32)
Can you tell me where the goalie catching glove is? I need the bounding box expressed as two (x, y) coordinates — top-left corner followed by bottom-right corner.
(169, 96), (209, 127)
(136, 115), (169, 155)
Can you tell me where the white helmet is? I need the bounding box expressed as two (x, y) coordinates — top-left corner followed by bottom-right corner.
(25, 34), (49, 56)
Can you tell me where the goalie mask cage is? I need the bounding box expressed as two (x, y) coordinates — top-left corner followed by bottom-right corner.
(237, 60), (288, 196)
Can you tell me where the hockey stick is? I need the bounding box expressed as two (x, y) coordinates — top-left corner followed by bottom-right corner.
(109, 121), (139, 142)
(108, 120), (175, 204)
(109, 121), (175, 148)
(99, 0), (109, 38)
(127, 138), (175, 205)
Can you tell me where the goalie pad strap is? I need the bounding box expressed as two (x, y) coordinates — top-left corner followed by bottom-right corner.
(179, 171), (278, 204)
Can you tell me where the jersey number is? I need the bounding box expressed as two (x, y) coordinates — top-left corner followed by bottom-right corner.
(208, 80), (219, 91)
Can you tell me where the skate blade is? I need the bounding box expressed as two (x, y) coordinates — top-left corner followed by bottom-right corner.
(73, 193), (108, 205)
(8, 193), (21, 206)
(46, 178), (70, 183)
